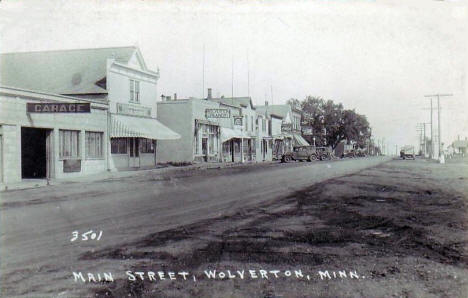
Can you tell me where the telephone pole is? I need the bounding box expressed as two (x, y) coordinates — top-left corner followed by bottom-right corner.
(424, 93), (452, 159)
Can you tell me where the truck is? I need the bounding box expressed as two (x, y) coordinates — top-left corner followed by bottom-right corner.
(400, 145), (415, 160)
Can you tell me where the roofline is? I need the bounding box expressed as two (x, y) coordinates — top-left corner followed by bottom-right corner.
(270, 114), (283, 119)
(0, 45), (137, 55)
(0, 85), (109, 106)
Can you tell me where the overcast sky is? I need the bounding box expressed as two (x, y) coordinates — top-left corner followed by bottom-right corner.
(1, 0), (467, 151)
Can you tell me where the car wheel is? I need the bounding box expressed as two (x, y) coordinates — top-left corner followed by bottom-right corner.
(284, 156), (291, 163)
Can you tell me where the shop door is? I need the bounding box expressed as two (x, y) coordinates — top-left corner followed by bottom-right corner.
(129, 138), (140, 167)
(21, 127), (51, 179)
(202, 138), (208, 162)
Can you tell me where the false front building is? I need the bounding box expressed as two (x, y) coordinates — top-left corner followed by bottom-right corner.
(0, 46), (179, 187)
(156, 91), (272, 164)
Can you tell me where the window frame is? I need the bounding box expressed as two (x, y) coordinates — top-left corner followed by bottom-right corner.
(59, 129), (80, 160)
(111, 138), (128, 154)
(129, 79), (140, 103)
(85, 131), (104, 159)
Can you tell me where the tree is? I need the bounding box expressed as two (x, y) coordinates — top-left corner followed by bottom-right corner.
(299, 96), (371, 149)
(286, 98), (301, 110)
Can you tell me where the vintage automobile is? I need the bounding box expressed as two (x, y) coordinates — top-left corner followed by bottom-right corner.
(400, 145), (415, 160)
(281, 146), (318, 162)
(356, 150), (367, 157)
(343, 150), (356, 158)
(316, 146), (334, 160)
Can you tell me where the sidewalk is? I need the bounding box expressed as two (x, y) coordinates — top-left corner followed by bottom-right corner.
(0, 160), (279, 192)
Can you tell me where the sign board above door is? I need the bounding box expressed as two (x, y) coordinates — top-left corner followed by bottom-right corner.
(27, 102), (91, 113)
(205, 109), (230, 118)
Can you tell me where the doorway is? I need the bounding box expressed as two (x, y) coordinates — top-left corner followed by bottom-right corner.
(129, 138), (140, 167)
(202, 138), (208, 162)
(21, 127), (52, 179)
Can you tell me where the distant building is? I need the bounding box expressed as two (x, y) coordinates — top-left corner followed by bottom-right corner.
(255, 104), (309, 156)
(452, 137), (468, 156)
(157, 90), (277, 164)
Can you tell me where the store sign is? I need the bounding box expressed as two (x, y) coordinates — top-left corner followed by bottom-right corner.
(117, 103), (151, 117)
(27, 102), (90, 113)
(233, 116), (243, 126)
(302, 126), (313, 135)
(281, 123), (292, 132)
(205, 109), (230, 118)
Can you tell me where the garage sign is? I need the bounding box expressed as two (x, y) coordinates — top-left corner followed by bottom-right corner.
(27, 102), (91, 113)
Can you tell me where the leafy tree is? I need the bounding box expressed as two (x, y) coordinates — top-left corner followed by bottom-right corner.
(299, 96), (371, 149)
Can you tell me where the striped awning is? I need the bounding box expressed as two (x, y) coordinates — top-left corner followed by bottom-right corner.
(293, 133), (310, 146)
(111, 114), (180, 140)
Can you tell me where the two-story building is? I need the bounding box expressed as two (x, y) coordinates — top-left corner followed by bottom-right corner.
(255, 103), (308, 156)
(0, 46), (179, 186)
(156, 90), (259, 164)
(210, 96), (259, 162)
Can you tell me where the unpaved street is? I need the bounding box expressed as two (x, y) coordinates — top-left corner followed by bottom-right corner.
(1, 157), (388, 297)
(88, 158), (468, 298)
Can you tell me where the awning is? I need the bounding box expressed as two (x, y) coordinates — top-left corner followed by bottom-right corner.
(220, 127), (248, 142)
(293, 133), (310, 146)
(111, 114), (180, 140)
(273, 133), (293, 140)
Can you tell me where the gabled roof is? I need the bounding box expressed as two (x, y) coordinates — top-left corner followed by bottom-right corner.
(0, 46), (138, 95)
(255, 104), (291, 119)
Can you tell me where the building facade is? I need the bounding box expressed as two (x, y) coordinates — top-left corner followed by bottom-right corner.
(0, 87), (109, 185)
(0, 46), (179, 186)
(255, 103), (308, 158)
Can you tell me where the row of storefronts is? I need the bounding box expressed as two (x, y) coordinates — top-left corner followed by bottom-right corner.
(155, 94), (310, 164)
(0, 46), (309, 187)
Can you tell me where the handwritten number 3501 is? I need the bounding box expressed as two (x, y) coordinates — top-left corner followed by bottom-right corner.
(70, 230), (103, 242)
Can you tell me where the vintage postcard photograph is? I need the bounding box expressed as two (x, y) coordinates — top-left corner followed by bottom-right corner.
(0, 0), (467, 297)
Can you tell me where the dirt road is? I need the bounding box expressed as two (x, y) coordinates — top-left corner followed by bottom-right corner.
(86, 159), (467, 298)
(0, 157), (389, 297)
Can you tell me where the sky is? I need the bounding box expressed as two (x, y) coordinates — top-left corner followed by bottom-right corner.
(0, 0), (467, 152)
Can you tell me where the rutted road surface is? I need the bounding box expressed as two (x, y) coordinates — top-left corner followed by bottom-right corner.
(1, 157), (389, 297)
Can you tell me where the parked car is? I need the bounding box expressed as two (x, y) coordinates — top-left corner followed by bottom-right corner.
(316, 146), (333, 160)
(281, 146), (318, 162)
(356, 150), (366, 157)
(343, 150), (356, 158)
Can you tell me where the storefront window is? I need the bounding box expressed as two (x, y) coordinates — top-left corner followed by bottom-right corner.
(140, 138), (155, 153)
(85, 131), (103, 158)
(59, 130), (80, 159)
(111, 138), (127, 154)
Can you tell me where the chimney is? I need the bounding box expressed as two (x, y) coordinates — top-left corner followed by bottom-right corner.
(207, 88), (212, 99)
(174, 93), (177, 100)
